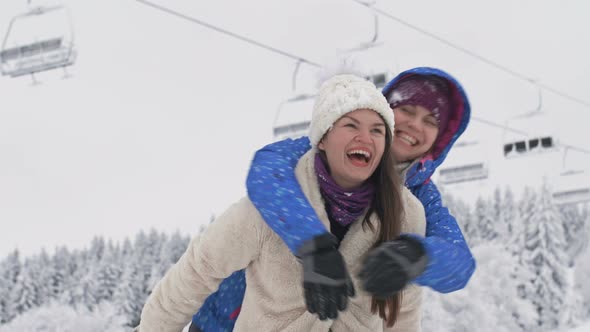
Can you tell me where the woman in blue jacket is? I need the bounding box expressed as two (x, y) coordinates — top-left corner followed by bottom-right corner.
(190, 67), (476, 332)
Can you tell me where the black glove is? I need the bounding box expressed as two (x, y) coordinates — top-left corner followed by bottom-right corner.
(297, 233), (355, 320)
(359, 235), (428, 299)
(188, 322), (203, 332)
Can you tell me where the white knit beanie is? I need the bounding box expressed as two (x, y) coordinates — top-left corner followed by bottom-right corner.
(309, 74), (395, 147)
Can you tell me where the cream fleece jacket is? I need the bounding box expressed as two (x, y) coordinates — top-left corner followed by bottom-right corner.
(137, 150), (426, 332)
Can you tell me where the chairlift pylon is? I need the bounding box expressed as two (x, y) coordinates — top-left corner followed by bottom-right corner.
(344, 3), (380, 52)
(336, 3), (396, 89)
(273, 3), (394, 141)
(272, 93), (316, 141)
(1, 3), (77, 79)
(272, 60), (318, 140)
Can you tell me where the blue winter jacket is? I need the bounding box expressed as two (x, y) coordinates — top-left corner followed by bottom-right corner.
(192, 67), (476, 330)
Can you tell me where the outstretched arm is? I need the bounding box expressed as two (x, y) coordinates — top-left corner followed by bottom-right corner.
(138, 198), (263, 332)
(359, 180), (475, 298)
(246, 136), (329, 255)
(409, 180), (476, 293)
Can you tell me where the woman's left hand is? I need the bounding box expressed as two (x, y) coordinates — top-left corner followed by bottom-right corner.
(359, 235), (428, 298)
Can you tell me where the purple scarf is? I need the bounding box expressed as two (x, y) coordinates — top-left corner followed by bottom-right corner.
(314, 153), (375, 227)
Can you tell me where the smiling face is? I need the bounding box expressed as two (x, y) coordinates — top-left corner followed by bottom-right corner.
(318, 108), (387, 190)
(391, 104), (440, 162)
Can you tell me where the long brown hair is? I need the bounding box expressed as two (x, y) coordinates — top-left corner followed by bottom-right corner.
(317, 113), (406, 326)
(362, 124), (405, 327)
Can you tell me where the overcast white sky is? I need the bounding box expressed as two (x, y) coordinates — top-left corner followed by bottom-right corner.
(1, 0), (589, 257)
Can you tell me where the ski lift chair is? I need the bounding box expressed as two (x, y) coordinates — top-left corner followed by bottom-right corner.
(438, 163), (489, 185)
(437, 141), (490, 185)
(502, 84), (558, 158)
(364, 72), (393, 89)
(551, 170), (590, 206)
(272, 94), (316, 141)
(503, 136), (556, 157)
(1, 5), (77, 78)
(550, 147), (590, 206)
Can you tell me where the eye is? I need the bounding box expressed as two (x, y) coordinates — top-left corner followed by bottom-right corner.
(344, 123), (357, 129)
(400, 106), (414, 114)
(371, 127), (384, 135)
(424, 117), (438, 127)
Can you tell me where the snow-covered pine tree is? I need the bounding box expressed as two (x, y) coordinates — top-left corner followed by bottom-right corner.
(64, 247), (101, 310)
(88, 236), (106, 263)
(58, 248), (84, 307)
(0, 260), (6, 323)
(514, 187), (538, 257)
(120, 237), (133, 259)
(518, 187), (537, 226)
(113, 254), (145, 328)
(35, 249), (56, 308)
(93, 242), (123, 305)
(559, 204), (589, 267)
(572, 239), (590, 322)
(149, 231), (190, 291)
(492, 187), (510, 242)
(441, 189), (478, 250)
(501, 187), (523, 255)
(143, 230), (166, 292)
(8, 257), (41, 319)
(0, 250), (21, 323)
(520, 183), (569, 330)
(461, 207), (479, 247)
(51, 246), (73, 301)
(474, 196), (498, 243)
(65, 236), (108, 309)
(113, 231), (153, 327)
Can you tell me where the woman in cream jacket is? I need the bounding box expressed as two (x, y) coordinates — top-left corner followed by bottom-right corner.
(137, 75), (426, 332)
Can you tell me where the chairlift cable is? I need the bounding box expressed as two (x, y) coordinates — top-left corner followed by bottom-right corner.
(134, 0), (321, 68)
(134, 0), (590, 156)
(351, 0), (590, 109)
(535, 82), (590, 109)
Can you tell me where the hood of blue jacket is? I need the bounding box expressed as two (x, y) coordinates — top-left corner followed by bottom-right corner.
(382, 67), (471, 188)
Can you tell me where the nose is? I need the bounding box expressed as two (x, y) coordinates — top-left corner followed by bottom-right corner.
(355, 128), (372, 143)
(407, 115), (422, 131)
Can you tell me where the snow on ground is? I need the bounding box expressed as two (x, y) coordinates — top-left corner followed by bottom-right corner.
(569, 321), (590, 332)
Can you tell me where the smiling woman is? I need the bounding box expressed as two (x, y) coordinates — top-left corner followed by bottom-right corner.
(387, 75), (451, 162)
(136, 74), (427, 331)
(318, 109), (387, 190)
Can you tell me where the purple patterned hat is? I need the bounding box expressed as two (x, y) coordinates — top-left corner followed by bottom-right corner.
(387, 75), (452, 136)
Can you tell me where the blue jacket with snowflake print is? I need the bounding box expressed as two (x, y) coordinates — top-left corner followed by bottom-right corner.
(191, 67), (476, 331)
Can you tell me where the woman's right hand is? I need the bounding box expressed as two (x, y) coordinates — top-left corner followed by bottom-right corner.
(298, 233), (355, 320)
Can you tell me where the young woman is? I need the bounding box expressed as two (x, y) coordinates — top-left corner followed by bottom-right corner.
(137, 75), (427, 331)
(191, 67), (476, 332)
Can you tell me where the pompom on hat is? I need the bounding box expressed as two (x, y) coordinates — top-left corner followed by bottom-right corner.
(309, 74), (394, 147)
(386, 75), (452, 136)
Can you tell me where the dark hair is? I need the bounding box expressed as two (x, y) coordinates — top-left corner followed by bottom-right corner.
(362, 123), (404, 327)
(317, 112), (406, 327)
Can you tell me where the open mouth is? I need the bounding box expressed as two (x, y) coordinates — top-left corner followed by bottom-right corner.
(397, 131), (418, 146)
(347, 149), (371, 166)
